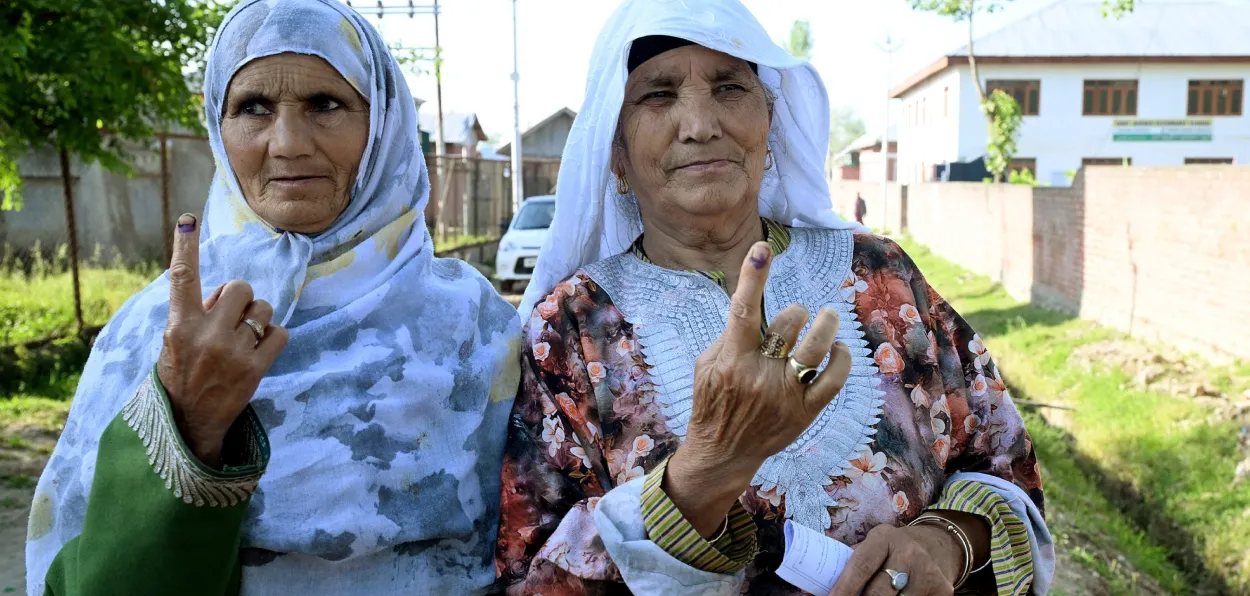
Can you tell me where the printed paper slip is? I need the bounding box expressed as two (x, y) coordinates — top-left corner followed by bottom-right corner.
(775, 520), (855, 595)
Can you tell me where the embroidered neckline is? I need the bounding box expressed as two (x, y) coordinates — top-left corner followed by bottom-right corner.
(626, 217), (792, 290)
(583, 227), (884, 530)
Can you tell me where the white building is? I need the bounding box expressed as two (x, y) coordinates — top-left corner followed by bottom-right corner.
(830, 127), (898, 182)
(891, 0), (1250, 187)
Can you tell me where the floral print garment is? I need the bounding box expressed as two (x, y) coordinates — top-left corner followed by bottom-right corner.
(496, 234), (1044, 594)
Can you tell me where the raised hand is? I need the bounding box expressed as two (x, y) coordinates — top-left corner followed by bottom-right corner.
(664, 241), (853, 536)
(156, 214), (289, 467)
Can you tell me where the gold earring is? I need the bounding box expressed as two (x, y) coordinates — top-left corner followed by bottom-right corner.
(764, 149), (774, 171)
(616, 175), (630, 195)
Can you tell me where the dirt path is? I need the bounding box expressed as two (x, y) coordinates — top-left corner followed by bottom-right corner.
(1, 487), (31, 593)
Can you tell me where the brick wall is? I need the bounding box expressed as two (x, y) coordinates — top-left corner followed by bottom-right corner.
(1075, 167), (1250, 359)
(1030, 180), (1084, 312)
(883, 166), (1250, 360)
(905, 183), (1035, 304)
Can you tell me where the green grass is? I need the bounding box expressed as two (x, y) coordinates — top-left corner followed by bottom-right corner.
(0, 264), (155, 347)
(0, 396), (71, 433)
(899, 237), (1250, 594)
(0, 261), (152, 400)
(433, 233), (498, 253)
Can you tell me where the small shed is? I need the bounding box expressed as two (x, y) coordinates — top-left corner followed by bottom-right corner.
(418, 111), (488, 157)
(499, 107), (576, 158)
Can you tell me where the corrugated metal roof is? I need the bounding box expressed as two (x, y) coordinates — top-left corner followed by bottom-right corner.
(417, 111), (486, 146)
(953, 0), (1250, 57)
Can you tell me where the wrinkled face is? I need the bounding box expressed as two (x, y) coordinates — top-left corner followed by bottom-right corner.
(613, 44), (771, 225)
(221, 53), (369, 234)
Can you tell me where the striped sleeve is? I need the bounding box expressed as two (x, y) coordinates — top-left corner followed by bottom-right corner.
(639, 457), (759, 575)
(931, 479), (1035, 596)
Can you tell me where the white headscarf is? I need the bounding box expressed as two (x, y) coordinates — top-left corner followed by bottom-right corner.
(520, 0), (860, 314)
(27, 1), (520, 593)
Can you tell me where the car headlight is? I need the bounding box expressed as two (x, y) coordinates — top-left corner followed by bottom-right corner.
(501, 240), (517, 252)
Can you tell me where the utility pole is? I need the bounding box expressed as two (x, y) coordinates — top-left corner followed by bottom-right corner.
(344, 1), (445, 233)
(432, 0), (449, 240)
(876, 32), (904, 234)
(510, 0), (524, 214)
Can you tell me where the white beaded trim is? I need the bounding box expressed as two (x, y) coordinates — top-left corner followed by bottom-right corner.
(121, 375), (263, 507)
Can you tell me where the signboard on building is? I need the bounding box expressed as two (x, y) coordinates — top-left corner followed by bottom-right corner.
(1112, 119), (1213, 142)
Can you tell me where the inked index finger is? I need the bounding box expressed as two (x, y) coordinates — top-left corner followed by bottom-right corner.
(167, 214), (203, 323)
(723, 241), (772, 351)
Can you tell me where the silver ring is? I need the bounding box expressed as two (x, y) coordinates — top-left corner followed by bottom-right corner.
(787, 357), (819, 385)
(884, 568), (910, 591)
(242, 318), (266, 341)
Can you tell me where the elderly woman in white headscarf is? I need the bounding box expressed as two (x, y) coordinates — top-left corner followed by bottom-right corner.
(26, 1), (520, 594)
(496, 1), (1053, 594)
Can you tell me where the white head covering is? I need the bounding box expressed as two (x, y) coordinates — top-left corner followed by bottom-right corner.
(519, 0), (860, 314)
(27, 1), (520, 593)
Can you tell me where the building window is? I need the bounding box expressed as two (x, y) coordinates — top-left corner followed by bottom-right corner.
(1082, 80), (1138, 116)
(1082, 157), (1132, 166)
(1184, 157), (1234, 164)
(1008, 158), (1037, 175)
(987, 80), (1040, 115)
(943, 86), (949, 118)
(1188, 80), (1242, 116)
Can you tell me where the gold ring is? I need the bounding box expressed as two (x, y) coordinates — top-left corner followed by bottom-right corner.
(242, 318), (266, 341)
(759, 333), (789, 359)
(788, 357), (819, 385)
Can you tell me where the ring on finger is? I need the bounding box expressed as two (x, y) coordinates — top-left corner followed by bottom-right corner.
(241, 318), (266, 341)
(759, 332), (790, 359)
(787, 357), (819, 384)
(883, 568), (910, 591)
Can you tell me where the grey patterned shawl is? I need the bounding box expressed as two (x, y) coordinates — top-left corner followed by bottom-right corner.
(25, 1), (522, 593)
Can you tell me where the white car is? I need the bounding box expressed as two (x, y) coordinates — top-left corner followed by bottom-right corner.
(495, 195), (556, 293)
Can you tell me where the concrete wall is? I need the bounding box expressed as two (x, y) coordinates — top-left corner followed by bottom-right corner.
(905, 182), (1036, 303)
(829, 180), (906, 232)
(3, 139), (549, 262)
(0, 139), (215, 264)
(866, 166), (1250, 360)
(898, 63), (1250, 187)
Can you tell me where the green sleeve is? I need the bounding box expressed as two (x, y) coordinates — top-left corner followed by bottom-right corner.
(43, 367), (270, 596)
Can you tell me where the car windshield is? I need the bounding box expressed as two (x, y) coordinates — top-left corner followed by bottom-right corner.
(512, 201), (555, 230)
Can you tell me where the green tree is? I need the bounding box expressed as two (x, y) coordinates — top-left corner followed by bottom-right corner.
(1, 0), (228, 337)
(388, 42), (433, 77)
(787, 19), (812, 60)
(829, 105), (867, 157)
(1102, 0), (1135, 18)
(911, 0), (1019, 180)
(983, 89), (1022, 182)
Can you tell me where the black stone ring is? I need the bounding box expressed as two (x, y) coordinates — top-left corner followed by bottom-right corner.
(787, 357), (819, 385)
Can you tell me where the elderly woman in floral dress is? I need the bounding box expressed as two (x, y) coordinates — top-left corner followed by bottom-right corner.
(494, 0), (1054, 594)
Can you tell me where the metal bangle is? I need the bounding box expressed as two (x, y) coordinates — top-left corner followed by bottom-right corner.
(707, 515), (730, 543)
(909, 514), (974, 589)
